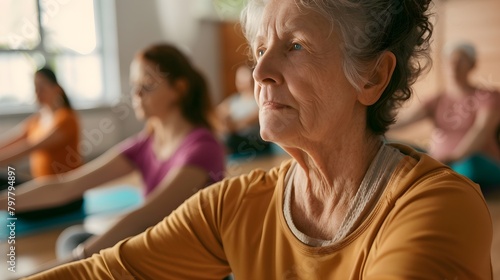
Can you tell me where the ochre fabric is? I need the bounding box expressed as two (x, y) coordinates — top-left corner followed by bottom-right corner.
(26, 144), (493, 280)
(26, 108), (81, 177)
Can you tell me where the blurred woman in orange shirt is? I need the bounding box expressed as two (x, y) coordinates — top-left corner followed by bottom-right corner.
(0, 68), (82, 217)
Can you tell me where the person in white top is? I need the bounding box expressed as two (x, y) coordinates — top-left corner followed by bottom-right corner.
(216, 65), (270, 156)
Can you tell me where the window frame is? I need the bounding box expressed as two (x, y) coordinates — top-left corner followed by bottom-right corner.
(0, 0), (121, 115)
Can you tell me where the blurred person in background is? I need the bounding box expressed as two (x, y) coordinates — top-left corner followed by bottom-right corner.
(0, 67), (82, 215)
(0, 43), (226, 274)
(216, 64), (271, 156)
(393, 42), (500, 190)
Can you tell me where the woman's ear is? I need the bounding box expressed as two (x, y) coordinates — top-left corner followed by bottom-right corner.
(357, 51), (396, 106)
(173, 78), (189, 96)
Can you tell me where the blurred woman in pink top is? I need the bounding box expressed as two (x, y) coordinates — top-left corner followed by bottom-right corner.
(395, 43), (500, 189)
(0, 43), (225, 270)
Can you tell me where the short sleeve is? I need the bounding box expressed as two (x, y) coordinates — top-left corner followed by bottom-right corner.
(477, 89), (500, 111)
(24, 179), (240, 280)
(365, 171), (493, 279)
(175, 134), (226, 184)
(116, 133), (151, 166)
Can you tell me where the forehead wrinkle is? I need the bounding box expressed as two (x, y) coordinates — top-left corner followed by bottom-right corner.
(258, 4), (334, 41)
(255, 17), (317, 47)
(255, 0), (302, 40)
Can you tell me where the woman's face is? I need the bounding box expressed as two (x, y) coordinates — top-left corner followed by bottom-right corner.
(129, 58), (181, 121)
(34, 73), (60, 106)
(252, 0), (362, 147)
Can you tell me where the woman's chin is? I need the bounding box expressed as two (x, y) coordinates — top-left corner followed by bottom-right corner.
(134, 111), (146, 121)
(260, 126), (289, 144)
(260, 115), (296, 141)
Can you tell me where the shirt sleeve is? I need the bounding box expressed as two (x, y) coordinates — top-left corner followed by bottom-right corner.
(364, 170), (493, 279)
(477, 89), (500, 111)
(24, 180), (236, 280)
(175, 133), (226, 184)
(116, 133), (150, 167)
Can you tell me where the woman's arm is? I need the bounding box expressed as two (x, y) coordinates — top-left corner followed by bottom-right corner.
(0, 148), (135, 212)
(444, 107), (500, 162)
(8, 166), (209, 278)
(0, 121), (70, 165)
(24, 179), (234, 280)
(81, 165), (209, 256)
(0, 121), (28, 157)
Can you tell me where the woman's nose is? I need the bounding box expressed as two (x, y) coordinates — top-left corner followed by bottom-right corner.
(131, 86), (144, 98)
(252, 48), (284, 87)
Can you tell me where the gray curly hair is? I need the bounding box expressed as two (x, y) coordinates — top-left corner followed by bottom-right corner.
(241, 0), (434, 134)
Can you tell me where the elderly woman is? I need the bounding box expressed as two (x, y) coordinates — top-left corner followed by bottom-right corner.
(26, 0), (492, 279)
(393, 43), (500, 190)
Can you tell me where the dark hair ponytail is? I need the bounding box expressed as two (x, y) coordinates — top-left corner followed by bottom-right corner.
(141, 44), (214, 130)
(36, 67), (73, 110)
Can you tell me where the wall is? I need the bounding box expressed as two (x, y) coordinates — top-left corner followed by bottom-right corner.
(0, 0), (222, 171)
(443, 0), (500, 88)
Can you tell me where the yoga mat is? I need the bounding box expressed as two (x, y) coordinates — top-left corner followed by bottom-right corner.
(0, 185), (143, 240)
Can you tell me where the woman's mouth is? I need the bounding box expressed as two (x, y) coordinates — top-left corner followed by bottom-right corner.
(262, 101), (290, 110)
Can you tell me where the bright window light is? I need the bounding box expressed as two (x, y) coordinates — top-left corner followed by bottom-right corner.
(41, 0), (97, 54)
(0, 0), (115, 112)
(0, 0), (40, 50)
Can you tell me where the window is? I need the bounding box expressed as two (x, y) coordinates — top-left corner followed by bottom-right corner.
(0, 0), (119, 113)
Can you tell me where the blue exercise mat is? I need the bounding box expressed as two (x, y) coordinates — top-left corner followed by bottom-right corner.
(0, 185), (143, 240)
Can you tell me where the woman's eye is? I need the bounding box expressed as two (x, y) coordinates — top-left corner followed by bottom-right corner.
(257, 49), (265, 57)
(292, 43), (303, 51)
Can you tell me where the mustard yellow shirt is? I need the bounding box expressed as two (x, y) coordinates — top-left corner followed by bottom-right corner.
(27, 144), (492, 279)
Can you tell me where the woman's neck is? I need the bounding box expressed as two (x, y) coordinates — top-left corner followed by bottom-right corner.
(40, 104), (62, 115)
(149, 113), (195, 159)
(286, 130), (382, 240)
(445, 77), (476, 98)
(292, 132), (382, 200)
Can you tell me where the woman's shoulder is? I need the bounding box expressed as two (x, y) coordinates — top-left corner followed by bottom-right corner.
(382, 145), (491, 243)
(188, 127), (217, 139)
(219, 159), (293, 198)
(54, 107), (77, 118)
(388, 144), (487, 207)
(52, 107), (79, 127)
(198, 159), (293, 216)
(183, 127), (223, 148)
(117, 131), (153, 153)
(474, 87), (500, 107)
